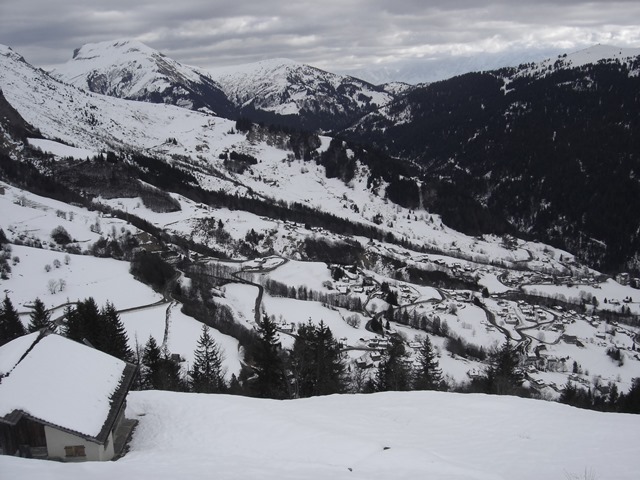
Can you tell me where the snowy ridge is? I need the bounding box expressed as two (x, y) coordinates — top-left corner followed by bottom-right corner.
(341, 47), (564, 85)
(516, 44), (640, 78)
(208, 57), (394, 119)
(348, 43), (640, 134)
(53, 39), (198, 98)
(52, 39), (234, 116)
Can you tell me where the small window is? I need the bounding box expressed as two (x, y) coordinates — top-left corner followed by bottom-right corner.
(64, 445), (86, 457)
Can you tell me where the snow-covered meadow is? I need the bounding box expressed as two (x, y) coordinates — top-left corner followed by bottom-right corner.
(1, 389), (639, 479)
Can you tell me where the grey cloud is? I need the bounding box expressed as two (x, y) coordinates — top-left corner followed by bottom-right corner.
(1, 0), (639, 74)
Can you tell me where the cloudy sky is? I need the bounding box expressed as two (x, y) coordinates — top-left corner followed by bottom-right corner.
(2, 0), (640, 81)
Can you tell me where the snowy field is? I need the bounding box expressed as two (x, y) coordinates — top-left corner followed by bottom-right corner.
(5, 244), (161, 313)
(27, 138), (98, 160)
(261, 259), (334, 292)
(1, 390), (639, 479)
(261, 293), (372, 349)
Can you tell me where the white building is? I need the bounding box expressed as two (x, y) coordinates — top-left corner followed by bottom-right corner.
(0, 331), (136, 461)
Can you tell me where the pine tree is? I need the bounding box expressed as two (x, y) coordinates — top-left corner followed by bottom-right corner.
(313, 321), (346, 396)
(413, 335), (443, 390)
(141, 336), (185, 391)
(190, 324), (226, 393)
(485, 339), (523, 395)
(156, 345), (186, 392)
(140, 336), (162, 390)
(101, 302), (134, 362)
(0, 294), (26, 346)
(375, 336), (411, 392)
(251, 315), (288, 398)
(64, 298), (102, 347)
(291, 321), (345, 397)
(559, 381), (578, 404)
(27, 297), (51, 333)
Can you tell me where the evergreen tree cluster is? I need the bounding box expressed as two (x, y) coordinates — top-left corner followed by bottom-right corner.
(263, 278), (364, 312)
(138, 335), (187, 392)
(455, 340), (527, 396)
(290, 321), (345, 397)
(0, 294), (26, 347)
(64, 298), (134, 362)
(559, 377), (640, 414)
(372, 335), (446, 393)
(129, 251), (177, 293)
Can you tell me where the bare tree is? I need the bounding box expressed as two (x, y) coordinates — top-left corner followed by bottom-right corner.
(47, 279), (58, 294)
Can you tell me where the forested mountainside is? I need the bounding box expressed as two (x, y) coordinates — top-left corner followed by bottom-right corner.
(345, 48), (640, 272)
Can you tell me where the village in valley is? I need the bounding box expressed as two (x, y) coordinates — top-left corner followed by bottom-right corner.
(2, 179), (639, 404)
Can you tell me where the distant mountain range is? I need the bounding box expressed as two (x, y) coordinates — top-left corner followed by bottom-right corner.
(52, 40), (394, 132)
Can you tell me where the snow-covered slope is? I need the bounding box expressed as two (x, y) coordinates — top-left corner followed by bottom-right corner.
(208, 58), (394, 130)
(0, 43), (238, 157)
(2, 390), (639, 479)
(52, 39), (235, 117)
(515, 44), (640, 78)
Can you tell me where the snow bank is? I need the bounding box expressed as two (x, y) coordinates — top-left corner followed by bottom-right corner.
(2, 390), (639, 479)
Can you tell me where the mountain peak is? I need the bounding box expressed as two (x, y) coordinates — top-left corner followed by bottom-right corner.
(53, 39), (235, 118)
(0, 44), (27, 64)
(207, 57), (302, 77)
(71, 39), (158, 60)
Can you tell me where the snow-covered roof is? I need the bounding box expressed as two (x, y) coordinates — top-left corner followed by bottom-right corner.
(0, 331), (40, 377)
(0, 332), (135, 443)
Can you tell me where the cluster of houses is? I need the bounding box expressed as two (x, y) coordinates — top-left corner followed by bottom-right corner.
(354, 336), (434, 370)
(615, 272), (640, 289)
(329, 265), (377, 296)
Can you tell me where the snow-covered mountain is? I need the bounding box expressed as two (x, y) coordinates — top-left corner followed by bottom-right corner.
(51, 39), (235, 118)
(51, 40), (395, 132)
(1, 42), (592, 270)
(344, 44), (640, 271)
(208, 58), (394, 131)
(1, 43), (244, 160)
